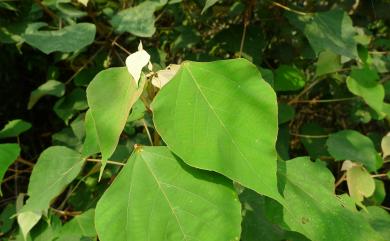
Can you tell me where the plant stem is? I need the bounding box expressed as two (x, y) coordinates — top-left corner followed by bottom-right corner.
(269, 1), (310, 15)
(86, 158), (125, 166)
(335, 173), (346, 189)
(143, 119), (154, 146)
(289, 132), (329, 138)
(288, 77), (325, 104)
(294, 97), (358, 104)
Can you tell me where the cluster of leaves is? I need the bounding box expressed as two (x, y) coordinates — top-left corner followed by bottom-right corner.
(1, 0), (390, 240)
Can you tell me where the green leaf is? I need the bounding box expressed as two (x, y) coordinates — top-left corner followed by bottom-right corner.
(0, 21), (28, 44)
(81, 110), (100, 158)
(31, 216), (62, 241)
(152, 59), (282, 202)
(95, 146), (241, 241)
(287, 10), (358, 58)
(211, 25), (266, 65)
(111, 1), (166, 37)
(18, 146), (84, 238)
(86, 68), (145, 171)
(278, 103), (295, 124)
(267, 157), (384, 241)
(60, 209), (96, 237)
(22, 23), (96, 54)
(53, 88), (88, 124)
(24, 146), (84, 211)
(52, 128), (83, 152)
(17, 211), (41, 241)
(0, 119), (31, 138)
(28, 80), (65, 110)
(381, 133), (390, 158)
(276, 125), (290, 161)
(56, 0), (87, 18)
(346, 67), (384, 114)
(126, 99), (146, 123)
(274, 65), (306, 91)
(345, 165), (375, 203)
(0, 143), (20, 194)
(259, 67), (274, 87)
(201, 0), (218, 14)
(363, 206), (390, 240)
(0, 203), (15, 235)
(240, 189), (309, 241)
(315, 50), (341, 76)
(299, 122), (328, 159)
(326, 130), (381, 171)
(367, 179), (385, 205)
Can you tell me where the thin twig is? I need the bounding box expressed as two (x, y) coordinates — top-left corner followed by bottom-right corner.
(34, 0), (58, 20)
(51, 208), (82, 217)
(16, 157), (35, 167)
(371, 173), (388, 178)
(381, 206), (390, 211)
(293, 97), (358, 104)
(335, 173), (346, 189)
(288, 77), (325, 105)
(238, 22), (248, 58)
(349, 0), (360, 15)
(112, 39), (131, 55)
(64, 46), (104, 85)
(58, 164), (100, 209)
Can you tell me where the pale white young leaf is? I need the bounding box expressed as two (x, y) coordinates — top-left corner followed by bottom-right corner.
(346, 165), (375, 204)
(151, 64), (181, 89)
(125, 42), (150, 86)
(17, 211), (41, 240)
(341, 160), (358, 171)
(77, 0), (88, 6)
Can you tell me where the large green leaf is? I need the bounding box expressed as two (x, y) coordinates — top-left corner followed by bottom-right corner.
(0, 119), (31, 138)
(326, 130), (381, 171)
(95, 146), (241, 241)
(151, 59), (282, 202)
(266, 157), (384, 241)
(22, 23), (96, 54)
(240, 189), (309, 241)
(287, 10), (358, 58)
(59, 209), (96, 237)
(346, 67), (385, 114)
(86, 67), (145, 166)
(362, 206), (390, 240)
(0, 143), (20, 194)
(18, 146), (84, 238)
(111, 1), (166, 37)
(23, 146), (84, 210)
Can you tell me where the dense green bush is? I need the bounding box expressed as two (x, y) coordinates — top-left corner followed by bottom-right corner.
(1, 0), (390, 240)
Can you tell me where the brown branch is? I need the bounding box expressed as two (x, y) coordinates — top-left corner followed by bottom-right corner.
(34, 0), (58, 21)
